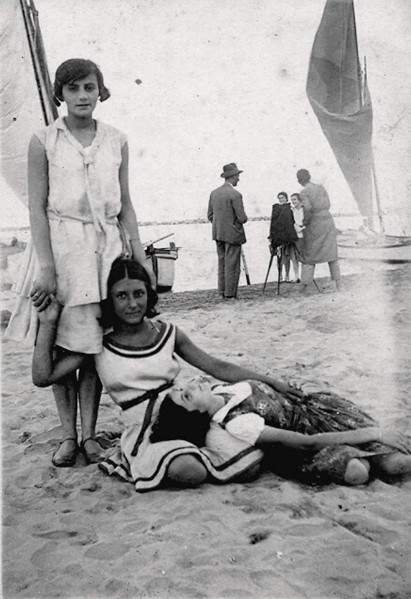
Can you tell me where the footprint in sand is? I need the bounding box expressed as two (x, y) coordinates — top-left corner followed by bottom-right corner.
(335, 515), (400, 545)
(284, 520), (332, 537)
(85, 542), (130, 560)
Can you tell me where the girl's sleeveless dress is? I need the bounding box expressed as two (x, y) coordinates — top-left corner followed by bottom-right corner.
(95, 321), (264, 492)
(5, 117), (125, 353)
(214, 380), (394, 484)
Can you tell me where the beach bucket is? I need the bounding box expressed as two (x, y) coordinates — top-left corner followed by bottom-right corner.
(145, 242), (178, 293)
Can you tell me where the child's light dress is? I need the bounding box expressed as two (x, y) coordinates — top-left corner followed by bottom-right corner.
(5, 117), (126, 353)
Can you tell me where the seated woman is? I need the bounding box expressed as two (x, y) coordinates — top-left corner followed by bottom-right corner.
(150, 377), (411, 486)
(32, 257), (305, 492)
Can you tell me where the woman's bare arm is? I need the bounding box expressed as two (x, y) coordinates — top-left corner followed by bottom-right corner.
(257, 426), (410, 454)
(175, 328), (303, 399)
(32, 300), (85, 387)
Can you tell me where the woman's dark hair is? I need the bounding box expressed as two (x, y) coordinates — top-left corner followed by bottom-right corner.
(277, 191), (288, 200)
(100, 257), (158, 328)
(53, 58), (111, 107)
(150, 396), (211, 447)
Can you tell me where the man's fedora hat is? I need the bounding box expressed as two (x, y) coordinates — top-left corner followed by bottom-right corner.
(220, 163), (243, 178)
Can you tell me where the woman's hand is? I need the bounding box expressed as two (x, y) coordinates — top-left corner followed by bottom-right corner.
(31, 265), (57, 311)
(271, 380), (304, 400)
(378, 429), (410, 454)
(34, 295), (62, 324)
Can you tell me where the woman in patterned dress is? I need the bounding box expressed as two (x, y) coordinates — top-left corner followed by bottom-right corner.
(31, 257), (306, 491)
(7, 59), (152, 467)
(151, 378), (411, 486)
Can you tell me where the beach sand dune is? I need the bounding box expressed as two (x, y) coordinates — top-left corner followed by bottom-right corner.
(2, 265), (411, 599)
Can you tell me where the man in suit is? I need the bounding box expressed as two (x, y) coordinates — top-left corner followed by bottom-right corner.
(207, 163), (247, 299)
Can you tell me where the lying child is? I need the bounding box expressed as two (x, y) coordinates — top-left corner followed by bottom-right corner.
(150, 377), (411, 486)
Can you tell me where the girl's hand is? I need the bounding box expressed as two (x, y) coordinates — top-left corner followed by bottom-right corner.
(142, 261), (157, 290)
(35, 296), (62, 324)
(31, 265), (57, 311)
(378, 429), (410, 454)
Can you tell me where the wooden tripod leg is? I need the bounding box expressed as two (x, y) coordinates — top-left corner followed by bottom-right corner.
(262, 254), (274, 294)
(277, 248), (282, 295)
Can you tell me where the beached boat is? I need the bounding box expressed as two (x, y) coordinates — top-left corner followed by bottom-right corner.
(145, 241), (179, 293)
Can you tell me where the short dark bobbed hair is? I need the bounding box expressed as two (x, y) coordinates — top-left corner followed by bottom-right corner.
(53, 58), (111, 107)
(100, 257), (158, 328)
(150, 396), (210, 447)
(277, 191), (288, 200)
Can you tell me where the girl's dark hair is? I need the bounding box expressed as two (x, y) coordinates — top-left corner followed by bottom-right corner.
(100, 257), (158, 328)
(150, 396), (211, 447)
(290, 192), (301, 201)
(277, 191), (288, 200)
(53, 58), (111, 107)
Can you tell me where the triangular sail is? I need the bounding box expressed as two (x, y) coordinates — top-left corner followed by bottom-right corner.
(306, 0), (373, 221)
(0, 0), (56, 225)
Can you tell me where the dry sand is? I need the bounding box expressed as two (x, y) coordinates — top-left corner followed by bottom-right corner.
(1, 262), (411, 599)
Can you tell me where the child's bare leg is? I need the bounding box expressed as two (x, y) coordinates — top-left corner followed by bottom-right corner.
(344, 458), (370, 485)
(373, 453), (411, 477)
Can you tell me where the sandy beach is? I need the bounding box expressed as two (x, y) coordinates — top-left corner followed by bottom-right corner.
(1, 257), (411, 599)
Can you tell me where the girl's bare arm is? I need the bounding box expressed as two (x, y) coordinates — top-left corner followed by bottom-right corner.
(28, 135), (57, 309)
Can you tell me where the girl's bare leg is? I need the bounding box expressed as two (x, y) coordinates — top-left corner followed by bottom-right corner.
(78, 358), (104, 463)
(344, 458), (370, 485)
(51, 373), (78, 466)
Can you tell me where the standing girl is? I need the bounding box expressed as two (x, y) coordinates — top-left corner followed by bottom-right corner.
(6, 59), (151, 467)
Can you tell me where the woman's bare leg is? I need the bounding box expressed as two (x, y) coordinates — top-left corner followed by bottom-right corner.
(283, 255), (291, 281)
(166, 455), (208, 487)
(373, 453), (411, 477)
(344, 458), (370, 485)
(290, 247), (300, 281)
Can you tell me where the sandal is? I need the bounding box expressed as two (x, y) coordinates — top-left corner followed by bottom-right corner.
(81, 437), (106, 465)
(52, 438), (78, 467)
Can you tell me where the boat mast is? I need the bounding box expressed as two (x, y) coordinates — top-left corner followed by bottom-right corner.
(352, 0), (384, 233)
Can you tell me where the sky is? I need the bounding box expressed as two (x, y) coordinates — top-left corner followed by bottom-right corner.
(5, 0), (411, 232)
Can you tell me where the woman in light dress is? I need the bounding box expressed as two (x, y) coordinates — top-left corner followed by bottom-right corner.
(31, 257), (305, 491)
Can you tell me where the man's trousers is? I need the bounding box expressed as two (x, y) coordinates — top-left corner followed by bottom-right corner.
(216, 241), (242, 298)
